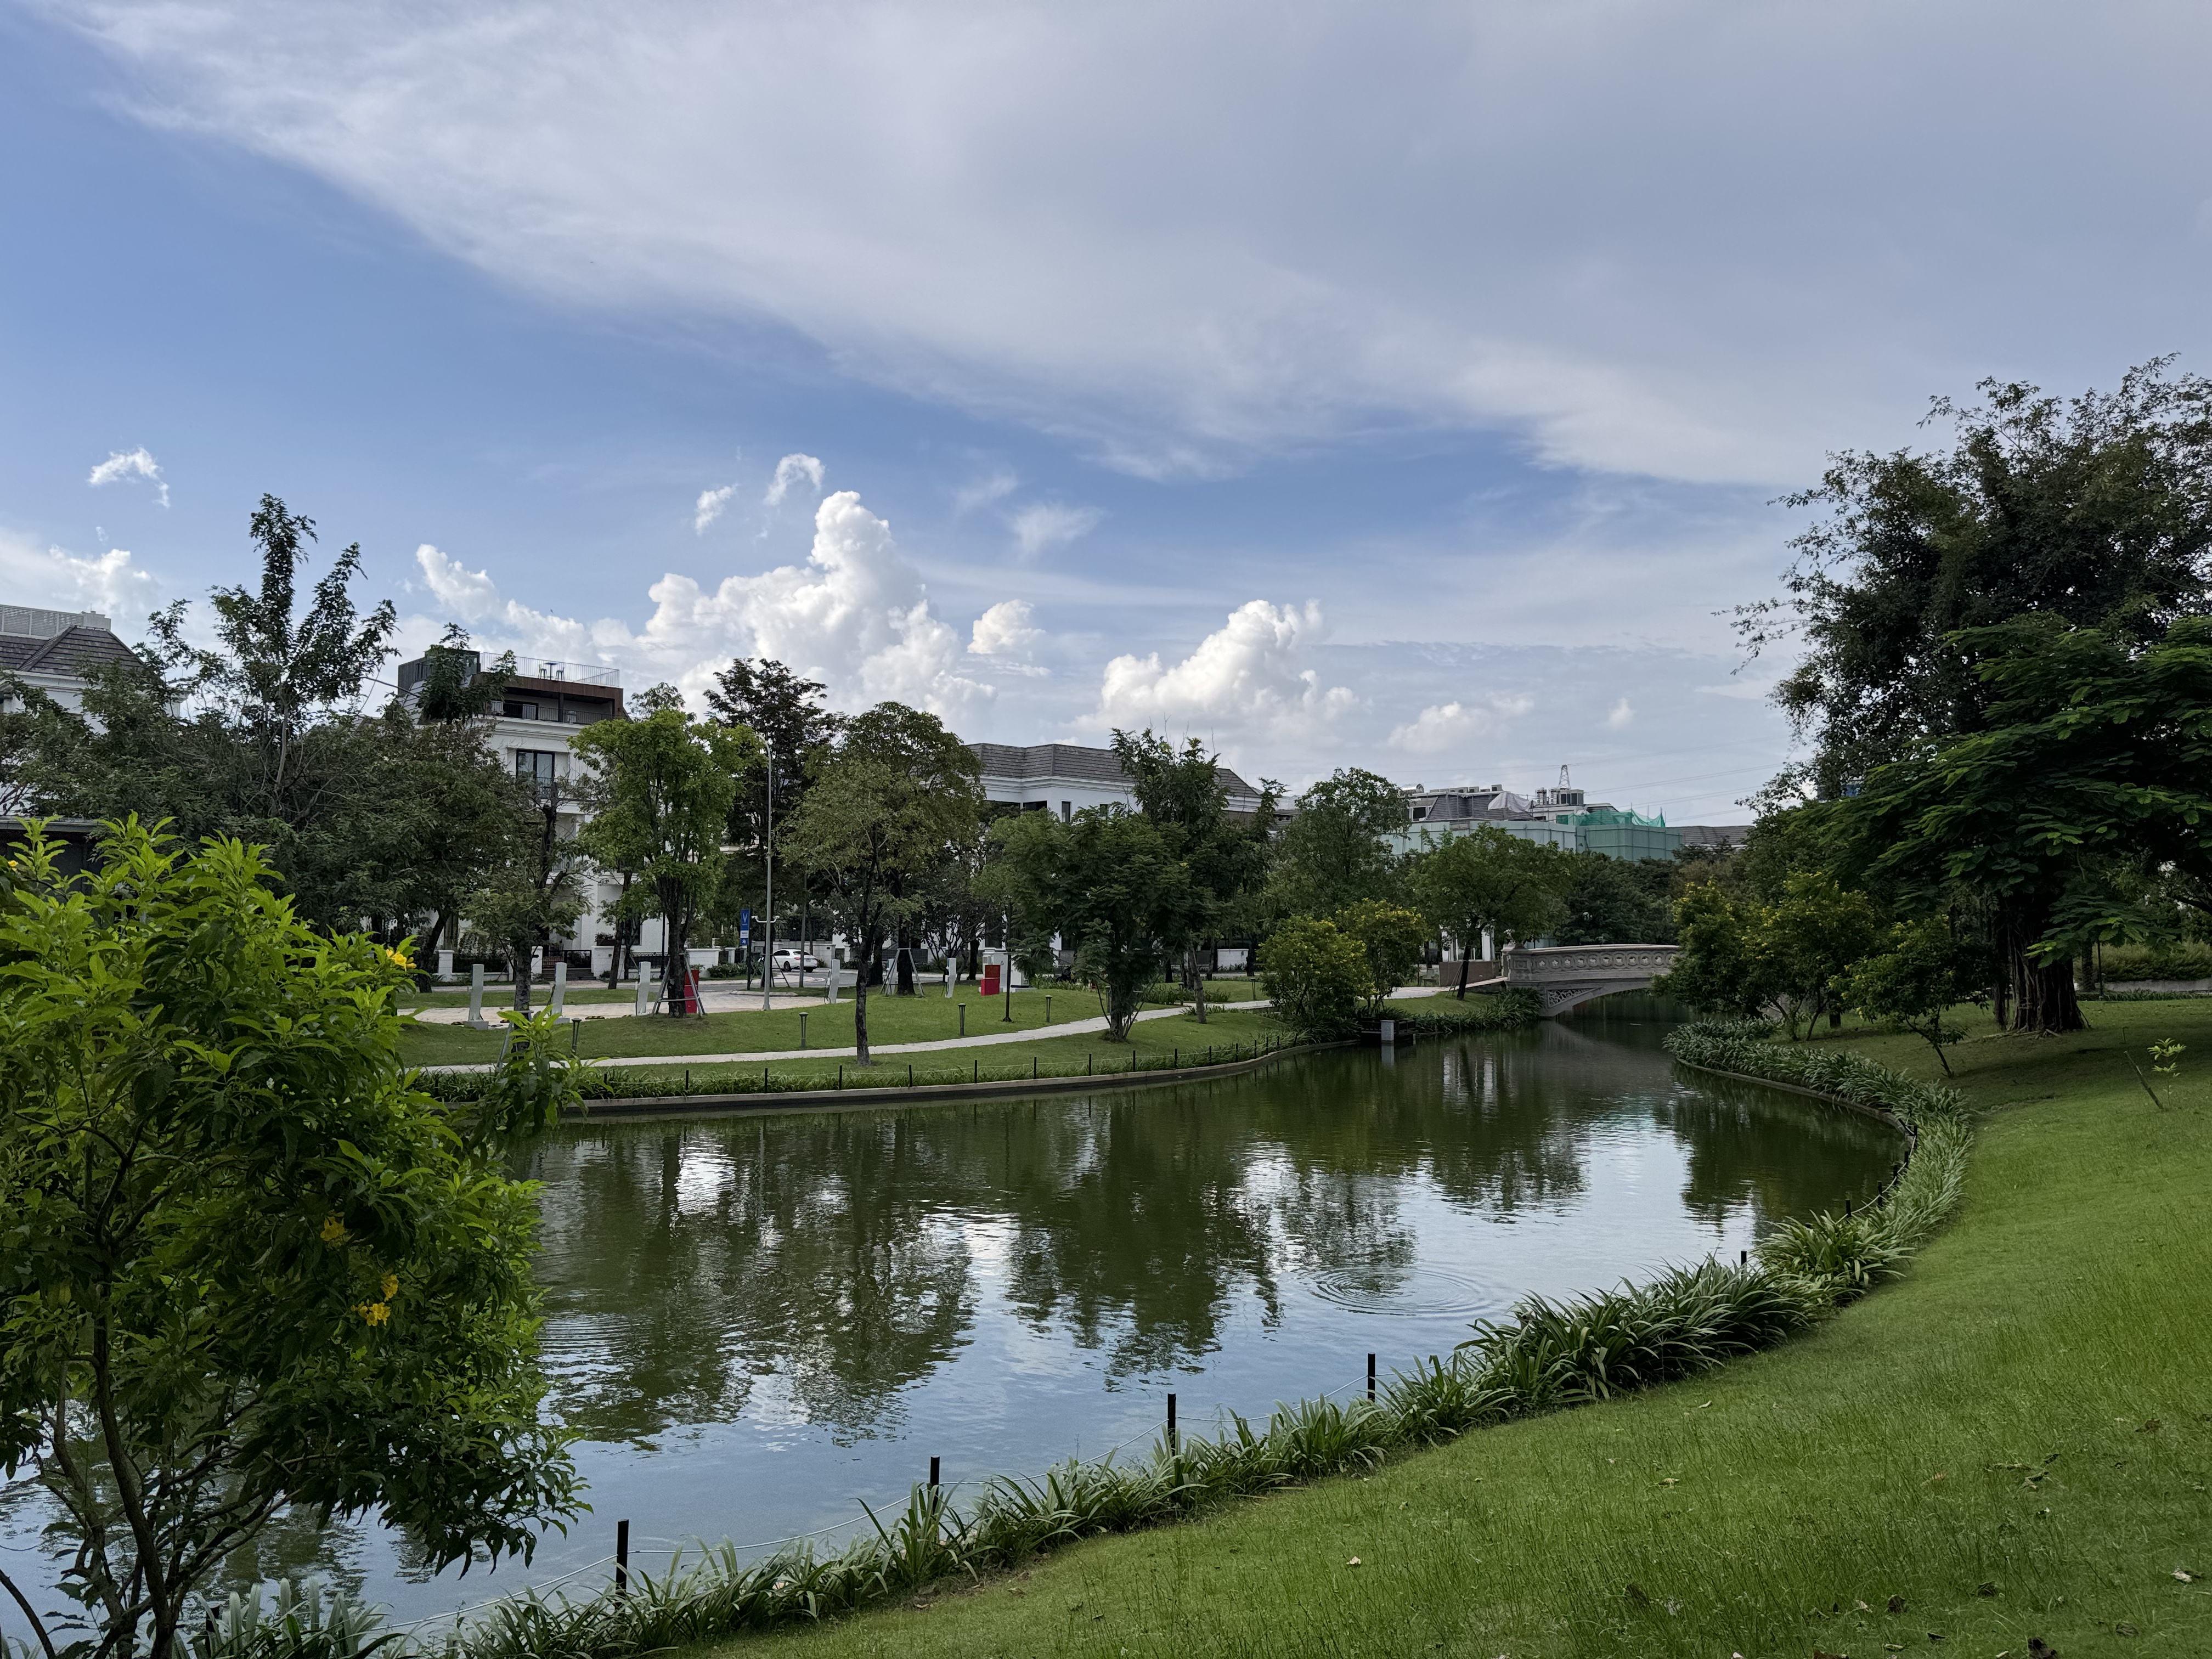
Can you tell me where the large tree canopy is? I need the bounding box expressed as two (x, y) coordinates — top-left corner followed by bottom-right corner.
(1839, 613), (2212, 1032)
(1745, 360), (2212, 804)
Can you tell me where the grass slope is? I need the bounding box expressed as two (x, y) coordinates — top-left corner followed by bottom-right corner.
(721, 1001), (2212, 1658)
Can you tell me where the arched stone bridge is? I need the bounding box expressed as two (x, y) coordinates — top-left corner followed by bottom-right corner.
(1503, 944), (1680, 1015)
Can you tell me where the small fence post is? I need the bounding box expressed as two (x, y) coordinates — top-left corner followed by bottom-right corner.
(1367, 1352), (1376, 1402)
(571, 1018), (580, 1053)
(1166, 1392), (1178, 1453)
(960, 1004), (967, 1036)
(1739, 1249), (1748, 1265)
(929, 1456), (940, 1488)
(616, 1519), (630, 1596)
(800, 1012), (808, 1049)
(1045, 995), (1052, 1024)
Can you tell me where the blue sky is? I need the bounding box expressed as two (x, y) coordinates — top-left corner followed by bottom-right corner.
(6, 1), (2209, 817)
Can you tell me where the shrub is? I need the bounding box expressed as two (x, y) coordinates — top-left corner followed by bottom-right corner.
(1259, 916), (1369, 1039)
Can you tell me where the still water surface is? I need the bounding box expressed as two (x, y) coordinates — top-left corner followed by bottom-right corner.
(1, 1002), (1899, 1630)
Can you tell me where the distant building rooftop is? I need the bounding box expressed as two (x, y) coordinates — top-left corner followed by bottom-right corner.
(0, 607), (144, 678)
(970, 741), (1262, 816)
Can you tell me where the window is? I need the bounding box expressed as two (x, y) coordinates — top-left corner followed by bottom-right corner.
(515, 749), (560, 799)
(503, 700), (540, 720)
(1060, 800), (1071, 821)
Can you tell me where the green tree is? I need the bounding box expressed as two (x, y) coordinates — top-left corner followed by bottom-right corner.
(1742, 361), (2212, 806)
(1658, 871), (1884, 1037)
(0, 822), (580, 1659)
(1407, 827), (1567, 997)
(1332, 900), (1428, 1013)
(1841, 917), (1990, 1073)
(1268, 768), (1406, 918)
(572, 706), (759, 1014)
(1753, 871), (1887, 1038)
(780, 704), (983, 1061)
(1552, 850), (1675, 944)
(467, 777), (590, 1012)
(1842, 613), (2212, 1032)
(1660, 881), (1765, 1018)
(985, 806), (1192, 1041)
(1257, 916), (1368, 1040)
(1110, 730), (1278, 1023)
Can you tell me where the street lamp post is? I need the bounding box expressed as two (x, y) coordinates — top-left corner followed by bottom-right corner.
(761, 752), (775, 1015)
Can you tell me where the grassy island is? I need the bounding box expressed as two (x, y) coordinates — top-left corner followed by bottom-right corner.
(699, 1000), (2212, 1658)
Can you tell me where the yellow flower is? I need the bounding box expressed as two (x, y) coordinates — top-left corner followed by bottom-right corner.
(320, 1215), (349, 1247)
(356, 1301), (391, 1326)
(379, 1273), (398, 1302)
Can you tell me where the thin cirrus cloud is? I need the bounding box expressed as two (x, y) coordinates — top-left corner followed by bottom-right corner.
(41, 1), (2212, 484)
(1007, 501), (1103, 556)
(87, 447), (168, 507)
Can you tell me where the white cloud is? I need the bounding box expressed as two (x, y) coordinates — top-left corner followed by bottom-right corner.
(411, 492), (992, 717)
(57, 1), (2205, 483)
(1008, 501), (1103, 556)
(1092, 599), (1354, 742)
(1604, 696), (1634, 729)
(968, 598), (1042, 658)
(1385, 690), (1534, 754)
(0, 529), (161, 621)
(87, 447), (168, 507)
(763, 453), (825, 507)
(693, 484), (736, 533)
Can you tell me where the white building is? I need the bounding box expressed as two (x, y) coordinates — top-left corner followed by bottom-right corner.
(0, 607), (145, 714)
(969, 741), (1265, 820)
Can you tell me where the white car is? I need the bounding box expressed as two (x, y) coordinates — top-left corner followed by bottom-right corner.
(772, 950), (821, 971)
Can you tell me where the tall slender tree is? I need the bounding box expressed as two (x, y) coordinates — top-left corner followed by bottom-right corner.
(571, 698), (759, 1014)
(780, 704), (981, 1062)
(1110, 729), (1277, 1023)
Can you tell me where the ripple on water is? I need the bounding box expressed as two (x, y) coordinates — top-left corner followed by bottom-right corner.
(1308, 1265), (1498, 1318)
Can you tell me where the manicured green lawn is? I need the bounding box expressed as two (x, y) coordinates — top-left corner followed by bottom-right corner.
(710, 1000), (2212, 1657)
(410, 1003), (1291, 1085)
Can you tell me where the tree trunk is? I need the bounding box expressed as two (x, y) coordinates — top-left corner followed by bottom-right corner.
(2000, 900), (2085, 1035)
(1456, 931), (1472, 1001)
(511, 946), (533, 1012)
(896, 930), (916, 995)
(853, 953), (872, 1064)
(1188, 943), (1209, 1024)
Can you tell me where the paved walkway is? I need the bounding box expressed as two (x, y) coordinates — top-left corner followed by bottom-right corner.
(425, 986), (1489, 1075)
(433, 998), (1284, 1074)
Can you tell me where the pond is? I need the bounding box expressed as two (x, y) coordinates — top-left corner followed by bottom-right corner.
(0, 1001), (1901, 1632)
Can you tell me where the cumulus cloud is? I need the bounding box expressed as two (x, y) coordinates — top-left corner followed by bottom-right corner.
(1092, 599), (1354, 740)
(763, 453), (825, 507)
(693, 484), (736, 533)
(54, 1), (2202, 481)
(87, 447), (167, 507)
(412, 492), (992, 717)
(0, 529), (161, 621)
(968, 599), (1042, 659)
(1604, 696), (1634, 729)
(1008, 502), (1103, 556)
(1387, 691), (1536, 753)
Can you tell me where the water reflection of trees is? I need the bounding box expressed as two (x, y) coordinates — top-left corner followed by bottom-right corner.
(529, 1023), (1894, 1441)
